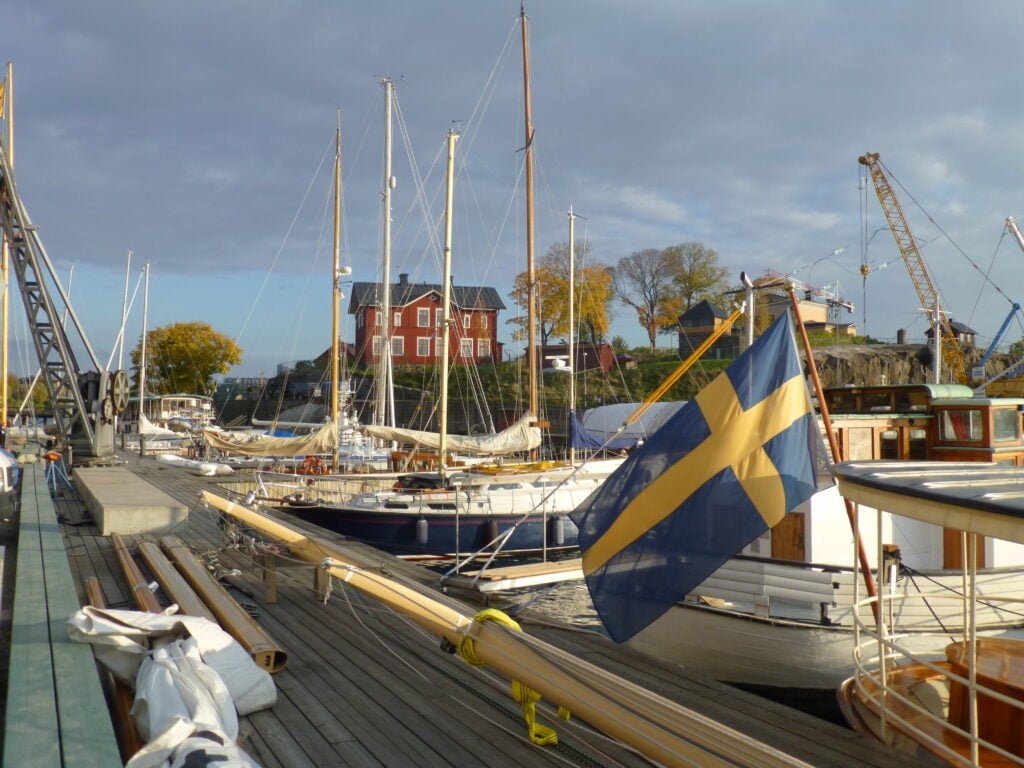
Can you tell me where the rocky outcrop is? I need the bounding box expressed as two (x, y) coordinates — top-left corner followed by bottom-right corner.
(808, 344), (1021, 390)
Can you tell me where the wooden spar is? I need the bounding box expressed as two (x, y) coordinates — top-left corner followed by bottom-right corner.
(438, 129), (457, 476)
(83, 575), (145, 761)
(110, 532), (163, 613)
(160, 534), (287, 673)
(2, 61), (11, 428)
(330, 111), (342, 471)
(198, 489), (813, 768)
(136, 540), (218, 623)
(785, 287), (879, 621)
(521, 8), (539, 455)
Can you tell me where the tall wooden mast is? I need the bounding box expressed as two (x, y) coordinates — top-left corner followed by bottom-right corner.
(330, 111), (343, 470)
(521, 6), (538, 450)
(2, 61), (12, 431)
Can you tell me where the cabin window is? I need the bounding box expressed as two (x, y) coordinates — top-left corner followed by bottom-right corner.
(992, 408), (1021, 442)
(418, 308), (430, 327)
(938, 409), (983, 442)
(417, 337), (430, 357)
(826, 391), (858, 413)
(865, 392), (892, 412)
(909, 428), (928, 459)
(879, 430), (900, 459)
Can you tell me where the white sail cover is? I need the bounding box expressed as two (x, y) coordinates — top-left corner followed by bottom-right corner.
(139, 414), (181, 438)
(362, 412), (541, 456)
(202, 421), (339, 457)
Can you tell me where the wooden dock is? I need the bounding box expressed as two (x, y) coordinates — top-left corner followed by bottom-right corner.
(2, 448), (927, 767)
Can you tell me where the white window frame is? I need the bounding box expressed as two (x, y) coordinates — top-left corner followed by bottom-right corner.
(477, 338), (491, 357)
(460, 338), (473, 358)
(462, 314), (471, 329)
(393, 311), (402, 328)
(391, 336), (405, 357)
(372, 335), (382, 355)
(417, 337), (431, 357)
(417, 308), (430, 327)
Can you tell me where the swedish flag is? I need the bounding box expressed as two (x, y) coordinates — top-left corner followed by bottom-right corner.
(570, 312), (832, 642)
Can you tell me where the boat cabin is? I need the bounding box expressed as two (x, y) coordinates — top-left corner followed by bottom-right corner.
(764, 384), (1024, 570)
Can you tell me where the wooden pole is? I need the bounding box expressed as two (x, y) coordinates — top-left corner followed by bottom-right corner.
(199, 489), (813, 768)
(785, 287), (879, 621)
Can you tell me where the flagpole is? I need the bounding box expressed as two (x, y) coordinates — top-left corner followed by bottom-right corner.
(785, 286), (879, 622)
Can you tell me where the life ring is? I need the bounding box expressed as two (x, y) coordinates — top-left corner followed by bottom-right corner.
(300, 456), (327, 475)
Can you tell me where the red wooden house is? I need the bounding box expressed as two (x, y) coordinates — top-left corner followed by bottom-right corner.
(349, 273), (505, 367)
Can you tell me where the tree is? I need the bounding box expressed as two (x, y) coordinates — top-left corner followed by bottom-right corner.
(8, 374), (48, 417)
(507, 240), (614, 348)
(611, 243), (730, 348)
(660, 242), (730, 334)
(131, 322), (242, 396)
(609, 248), (680, 351)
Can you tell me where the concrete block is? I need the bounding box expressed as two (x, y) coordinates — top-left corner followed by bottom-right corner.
(72, 467), (188, 535)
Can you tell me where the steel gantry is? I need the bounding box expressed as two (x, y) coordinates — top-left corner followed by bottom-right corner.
(0, 133), (128, 460)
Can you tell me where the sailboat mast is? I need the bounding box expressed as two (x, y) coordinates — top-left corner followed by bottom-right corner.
(2, 61), (12, 431)
(521, 7), (538, 445)
(438, 129), (458, 476)
(377, 78), (397, 432)
(331, 111), (342, 470)
(139, 263), (149, 427)
(568, 208), (576, 466)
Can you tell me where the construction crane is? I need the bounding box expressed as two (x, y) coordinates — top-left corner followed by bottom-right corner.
(0, 133), (129, 461)
(858, 152), (968, 385)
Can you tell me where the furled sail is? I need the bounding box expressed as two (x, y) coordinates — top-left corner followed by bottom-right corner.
(362, 412), (541, 456)
(203, 421), (339, 457)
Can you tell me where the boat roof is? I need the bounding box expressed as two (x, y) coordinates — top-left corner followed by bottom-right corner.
(932, 397), (1024, 407)
(835, 460), (1024, 545)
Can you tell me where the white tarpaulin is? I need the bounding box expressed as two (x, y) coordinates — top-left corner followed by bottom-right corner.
(203, 420), (339, 457)
(67, 606), (273, 768)
(362, 412), (541, 456)
(580, 401), (687, 440)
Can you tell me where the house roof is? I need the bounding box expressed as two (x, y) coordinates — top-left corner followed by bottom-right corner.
(679, 298), (728, 322)
(925, 319), (977, 337)
(347, 277), (506, 314)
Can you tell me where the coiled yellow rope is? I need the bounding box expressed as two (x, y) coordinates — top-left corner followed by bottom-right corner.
(457, 608), (571, 746)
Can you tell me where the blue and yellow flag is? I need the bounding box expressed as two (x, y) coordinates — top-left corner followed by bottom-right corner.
(570, 312), (832, 642)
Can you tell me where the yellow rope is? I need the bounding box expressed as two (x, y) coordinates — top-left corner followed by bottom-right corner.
(457, 608), (570, 745)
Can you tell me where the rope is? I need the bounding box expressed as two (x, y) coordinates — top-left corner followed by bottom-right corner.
(457, 608), (570, 746)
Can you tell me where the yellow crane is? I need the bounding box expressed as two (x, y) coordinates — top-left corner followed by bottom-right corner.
(858, 152), (968, 384)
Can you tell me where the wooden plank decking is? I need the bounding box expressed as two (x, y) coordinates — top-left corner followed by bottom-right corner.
(4, 446), (929, 768)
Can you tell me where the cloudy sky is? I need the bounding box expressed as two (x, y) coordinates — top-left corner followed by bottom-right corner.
(4, 2), (1024, 380)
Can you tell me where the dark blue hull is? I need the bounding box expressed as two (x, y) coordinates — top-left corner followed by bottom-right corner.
(281, 502), (579, 556)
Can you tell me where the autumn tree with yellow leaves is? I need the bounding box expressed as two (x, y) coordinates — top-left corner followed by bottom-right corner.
(130, 322), (242, 396)
(507, 240), (614, 348)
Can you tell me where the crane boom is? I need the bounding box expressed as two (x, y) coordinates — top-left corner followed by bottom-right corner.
(0, 132), (128, 460)
(858, 152), (967, 384)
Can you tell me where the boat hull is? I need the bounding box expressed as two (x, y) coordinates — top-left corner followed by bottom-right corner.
(282, 502), (578, 556)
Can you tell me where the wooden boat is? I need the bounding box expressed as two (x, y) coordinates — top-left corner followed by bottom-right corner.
(835, 460), (1024, 767)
